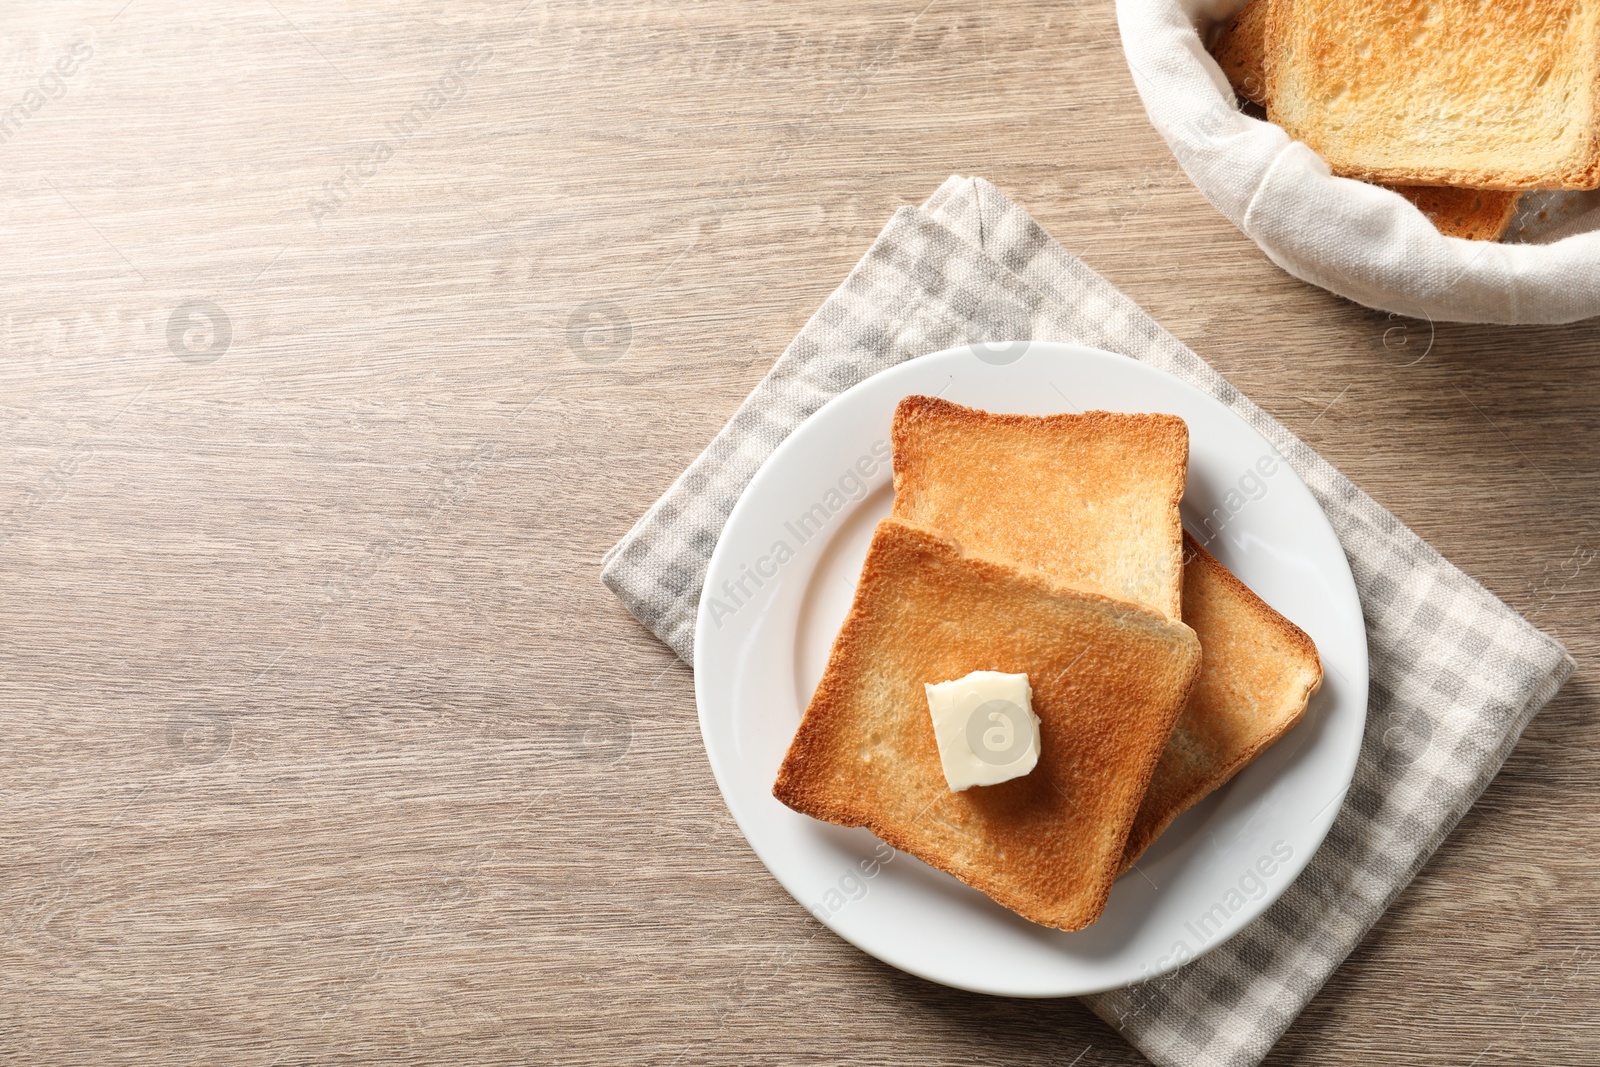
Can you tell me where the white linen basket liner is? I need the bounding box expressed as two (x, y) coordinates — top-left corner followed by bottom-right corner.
(1117, 0), (1600, 324)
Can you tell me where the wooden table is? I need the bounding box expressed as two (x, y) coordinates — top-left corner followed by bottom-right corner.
(3, 2), (1596, 1063)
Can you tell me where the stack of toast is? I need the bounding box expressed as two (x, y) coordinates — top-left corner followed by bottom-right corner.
(1210, 0), (1600, 241)
(773, 397), (1322, 931)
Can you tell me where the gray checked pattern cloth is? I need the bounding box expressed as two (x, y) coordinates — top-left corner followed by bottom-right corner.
(600, 175), (1576, 1067)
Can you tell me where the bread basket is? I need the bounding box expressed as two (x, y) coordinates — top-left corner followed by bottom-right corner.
(1116, 0), (1600, 324)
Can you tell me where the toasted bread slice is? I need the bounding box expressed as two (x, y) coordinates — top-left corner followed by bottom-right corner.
(1211, 0), (1271, 106)
(1264, 0), (1600, 191)
(1387, 184), (1522, 241)
(888, 399), (1321, 869)
(773, 518), (1202, 931)
(1211, 0), (1522, 239)
(890, 396), (1188, 620)
(1119, 534), (1322, 869)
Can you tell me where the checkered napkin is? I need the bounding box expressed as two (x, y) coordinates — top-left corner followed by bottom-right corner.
(600, 176), (1576, 1067)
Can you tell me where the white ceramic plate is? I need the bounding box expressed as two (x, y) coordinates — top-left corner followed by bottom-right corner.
(693, 341), (1367, 998)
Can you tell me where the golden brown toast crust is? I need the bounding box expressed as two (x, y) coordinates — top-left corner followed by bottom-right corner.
(1119, 533), (1322, 870)
(772, 518), (1203, 931)
(1212, 0), (1270, 105)
(1211, 0), (1522, 239)
(1387, 185), (1521, 242)
(890, 396), (1189, 620)
(1264, 0), (1600, 191)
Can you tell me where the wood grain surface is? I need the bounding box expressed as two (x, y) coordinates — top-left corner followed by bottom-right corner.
(2, 2), (1597, 1064)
